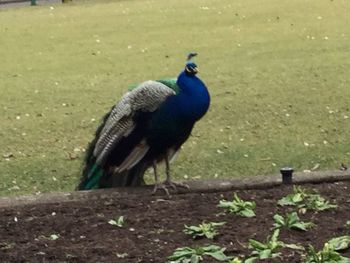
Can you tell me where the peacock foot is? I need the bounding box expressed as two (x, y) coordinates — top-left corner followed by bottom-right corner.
(152, 180), (190, 196)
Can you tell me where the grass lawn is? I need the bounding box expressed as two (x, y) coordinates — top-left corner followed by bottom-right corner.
(0, 0), (349, 197)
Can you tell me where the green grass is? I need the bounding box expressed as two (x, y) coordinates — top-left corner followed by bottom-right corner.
(0, 0), (350, 197)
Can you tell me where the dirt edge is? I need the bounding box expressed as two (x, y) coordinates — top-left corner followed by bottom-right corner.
(0, 169), (349, 208)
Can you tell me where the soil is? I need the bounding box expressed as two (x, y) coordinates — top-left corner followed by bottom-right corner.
(0, 181), (349, 263)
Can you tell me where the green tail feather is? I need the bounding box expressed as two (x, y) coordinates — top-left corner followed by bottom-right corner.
(83, 164), (104, 190)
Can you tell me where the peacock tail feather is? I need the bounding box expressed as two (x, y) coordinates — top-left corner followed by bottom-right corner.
(77, 108), (113, 190)
(83, 164), (103, 190)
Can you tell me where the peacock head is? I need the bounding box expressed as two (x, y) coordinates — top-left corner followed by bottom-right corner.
(185, 52), (198, 76)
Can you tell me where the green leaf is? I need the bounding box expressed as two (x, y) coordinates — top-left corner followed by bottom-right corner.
(201, 245), (222, 252)
(167, 247), (196, 261)
(49, 234), (60, 240)
(284, 243), (305, 251)
(204, 250), (231, 261)
(116, 252), (128, 258)
(291, 222), (310, 231)
(305, 243), (350, 263)
(273, 214), (285, 228)
(202, 245), (232, 261)
(218, 194), (256, 218)
(292, 193), (304, 203)
(278, 186), (306, 206)
(278, 197), (294, 206)
(183, 221), (226, 239)
(228, 257), (244, 263)
(346, 221), (350, 228)
(205, 232), (215, 239)
(282, 212), (314, 231)
(278, 186), (337, 213)
(286, 211), (299, 222)
(244, 257), (258, 263)
(108, 219), (118, 226)
(168, 245), (231, 263)
(328, 236), (350, 251)
(108, 216), (125, 227)
(190, 254), (201, 263)
(259, 249), (272, 259)
(116, 216), (125, 227)
(271, 229), (280, 242)
(249, 239), (267, 250)
(211, 222), (226, 227)
(240, 209), (256, 218)
(247, 229), (299, 261)
(306, 195), (337, 211)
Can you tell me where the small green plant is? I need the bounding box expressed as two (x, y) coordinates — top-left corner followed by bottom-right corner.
(37, 234), (61, 241)
(49, 234), (60, 240)
(167, 245), (232, 263)
(306, 236), (350, 263)
(183, 221), (226, 239)
(305, 244), (350, 263)
(247, 229), (303, 261)
(115, 252), (128, 259)
(278, 186), (337, 212)
(327, 236), (350, 251)
(273, 212), (314, 231)
(305, 194), (338, 211)
(218, 193), (256, 217)
(0, 242), (15, 250)
(108, 216), (125, 227)
(278, 186), (308, 206)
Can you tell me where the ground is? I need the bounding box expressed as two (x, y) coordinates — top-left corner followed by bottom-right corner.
(0, 181), (349, 262)
(1, 0), (350, 197)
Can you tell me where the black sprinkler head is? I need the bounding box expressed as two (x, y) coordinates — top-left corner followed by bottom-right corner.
(280, 167), (294, 184)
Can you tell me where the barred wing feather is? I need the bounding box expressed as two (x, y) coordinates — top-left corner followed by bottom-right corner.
(93, 80), (176, 166)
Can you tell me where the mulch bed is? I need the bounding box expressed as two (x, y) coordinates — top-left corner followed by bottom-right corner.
(0, 181), (349, 262)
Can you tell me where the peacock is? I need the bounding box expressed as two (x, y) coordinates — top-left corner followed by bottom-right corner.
(77, 53), (210, 194)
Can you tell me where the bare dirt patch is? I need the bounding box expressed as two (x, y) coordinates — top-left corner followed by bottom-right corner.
(1, 181), (349, 262)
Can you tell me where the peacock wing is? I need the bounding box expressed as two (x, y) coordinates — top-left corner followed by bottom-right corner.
(93, 80), (176, 166)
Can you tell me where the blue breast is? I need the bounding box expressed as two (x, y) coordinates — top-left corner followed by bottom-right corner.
(145, 70), (210, 149)
(173, 70), (210, 121)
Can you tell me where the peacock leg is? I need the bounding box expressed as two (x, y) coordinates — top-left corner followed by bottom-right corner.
(164, 156), (190, 190)
(152, 161), (170, 196)
(152, 156), (189, 195)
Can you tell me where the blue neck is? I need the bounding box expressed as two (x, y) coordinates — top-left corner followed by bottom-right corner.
(174, 71), (210, 121)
